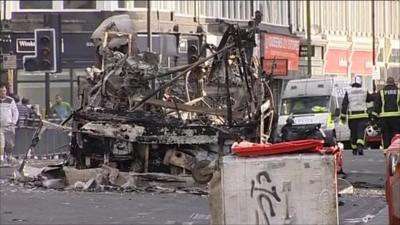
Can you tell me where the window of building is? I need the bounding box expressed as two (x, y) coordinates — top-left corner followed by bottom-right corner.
(63, 0), (96, 9)
(118, 0), (148, 9)
(189, 1), (196, 16)
(229, 2), (235, 19)
(118, 0), (126, 8)
(134, 0), (148, 8)
(20, 0), (52, 9)
(199, 1), (206, 16)
(234, 1), (239, 19)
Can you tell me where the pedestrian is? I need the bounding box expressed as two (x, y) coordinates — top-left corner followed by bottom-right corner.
(340, 76), (374, 155)
(14, 95), (31, 127)
(21, 97), (32, 109)
(0, 84), (19, 164)
(372, 77), (400, 149)
(50, 94), (72, 121)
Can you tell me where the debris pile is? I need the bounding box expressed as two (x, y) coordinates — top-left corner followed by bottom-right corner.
(11, 164), (208, 195)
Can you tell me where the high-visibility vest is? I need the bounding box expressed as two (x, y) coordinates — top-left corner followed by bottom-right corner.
(379, 89), (400, 118)
(347, 87), (368, 119)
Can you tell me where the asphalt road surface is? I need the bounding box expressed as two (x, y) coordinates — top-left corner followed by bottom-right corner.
(0, 150), (388, 225)
(339, 149), (387, 225)
(0, 182), (209, 225)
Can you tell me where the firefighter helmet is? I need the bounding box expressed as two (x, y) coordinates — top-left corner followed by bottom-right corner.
(353, 75), (363, 86)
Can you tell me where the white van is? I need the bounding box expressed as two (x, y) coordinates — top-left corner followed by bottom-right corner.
(277, 78), (351, 144)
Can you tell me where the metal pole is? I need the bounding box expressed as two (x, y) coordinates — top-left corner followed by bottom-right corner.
(288, 0), (292, 33)
(371, 0), (377, 91)
(3, 0), (6, 21)
(147, 0), (152, 52)
(306, 0), (312, 76)
(372, 0), (375, 66)
(45, 72), (50, 117)
(224, 53), (232, 126)
(69, 68), (73, 106)
(250, 0), (254, 17)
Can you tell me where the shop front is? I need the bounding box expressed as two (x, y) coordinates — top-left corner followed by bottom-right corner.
(260, 32), (300, 109)
(261, 32), (300, 78)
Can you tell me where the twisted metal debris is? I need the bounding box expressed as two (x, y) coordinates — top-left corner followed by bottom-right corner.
(68, 15), (275, 184)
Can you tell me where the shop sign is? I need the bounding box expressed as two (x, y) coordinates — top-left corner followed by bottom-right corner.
(16, 38), (35, 53)
(13, 33), (95, 69)
(372, 66), (380, 80)
(264, 34), (300, 71)
(263, 59), (288, 76)
(351, 50), (373, 75)
(324, 48), (349, 75)
(299, 45), (315, 57)
(3, 54), (17, 69)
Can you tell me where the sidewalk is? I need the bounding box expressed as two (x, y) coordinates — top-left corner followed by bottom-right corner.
(366, 206), (388, 225)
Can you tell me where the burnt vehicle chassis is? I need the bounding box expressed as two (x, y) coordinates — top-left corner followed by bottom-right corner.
(67, 15), (275, 183)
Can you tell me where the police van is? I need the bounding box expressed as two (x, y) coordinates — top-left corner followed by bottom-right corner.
(277, 78), (351, 144)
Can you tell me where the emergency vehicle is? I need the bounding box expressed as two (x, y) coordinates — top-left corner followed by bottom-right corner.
(277, 78), (350, 145)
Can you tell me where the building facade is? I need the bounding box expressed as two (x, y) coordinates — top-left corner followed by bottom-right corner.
(7, 1), (399, 113)
(1, 0), (295, 116)
(290, 0), (400, 88)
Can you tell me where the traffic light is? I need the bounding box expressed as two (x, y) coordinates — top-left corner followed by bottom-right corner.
(23, 28), (57, 72)
(36, 28), (56, 72)
(187, 39), (199, 64)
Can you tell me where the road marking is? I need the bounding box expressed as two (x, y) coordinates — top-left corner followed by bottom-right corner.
(190, 213), (210, 220)
(343, 214), (375, 223)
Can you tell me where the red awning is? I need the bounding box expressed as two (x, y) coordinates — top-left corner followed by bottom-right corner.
(324, 48), (349, 75)
(351, 50), (373, 75)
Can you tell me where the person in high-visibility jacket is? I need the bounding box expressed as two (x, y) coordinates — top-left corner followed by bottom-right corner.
(372, 77), (400, 149)
(340, 76), (374, 155)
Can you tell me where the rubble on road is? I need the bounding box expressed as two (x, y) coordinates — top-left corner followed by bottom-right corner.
(338, 178), (354, 194)
(10, 163), (208, 195)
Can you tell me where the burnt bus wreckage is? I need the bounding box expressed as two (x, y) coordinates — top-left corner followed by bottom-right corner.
(66, 15), (275, 183)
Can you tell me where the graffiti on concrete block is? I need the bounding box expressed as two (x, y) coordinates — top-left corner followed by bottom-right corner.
(250, 171), (281, 225)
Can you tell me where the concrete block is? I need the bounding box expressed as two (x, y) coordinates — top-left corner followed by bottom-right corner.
(217, 154), (338, 225)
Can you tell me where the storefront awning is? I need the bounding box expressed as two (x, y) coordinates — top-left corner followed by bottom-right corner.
(324, 48), (349, 75)
(351, 50), (373, 75)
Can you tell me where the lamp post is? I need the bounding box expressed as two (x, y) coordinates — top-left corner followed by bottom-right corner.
(372, 0), (376, 66)
(371, 0), (377, 91)
(306, 0), (312, 77)
(147, 0), (152, 52)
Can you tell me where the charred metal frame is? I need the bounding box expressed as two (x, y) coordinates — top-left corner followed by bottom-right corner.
(68, 16), (276, 183)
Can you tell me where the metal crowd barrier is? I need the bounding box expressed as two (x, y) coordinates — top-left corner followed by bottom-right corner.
(14, 118), (70, 159)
